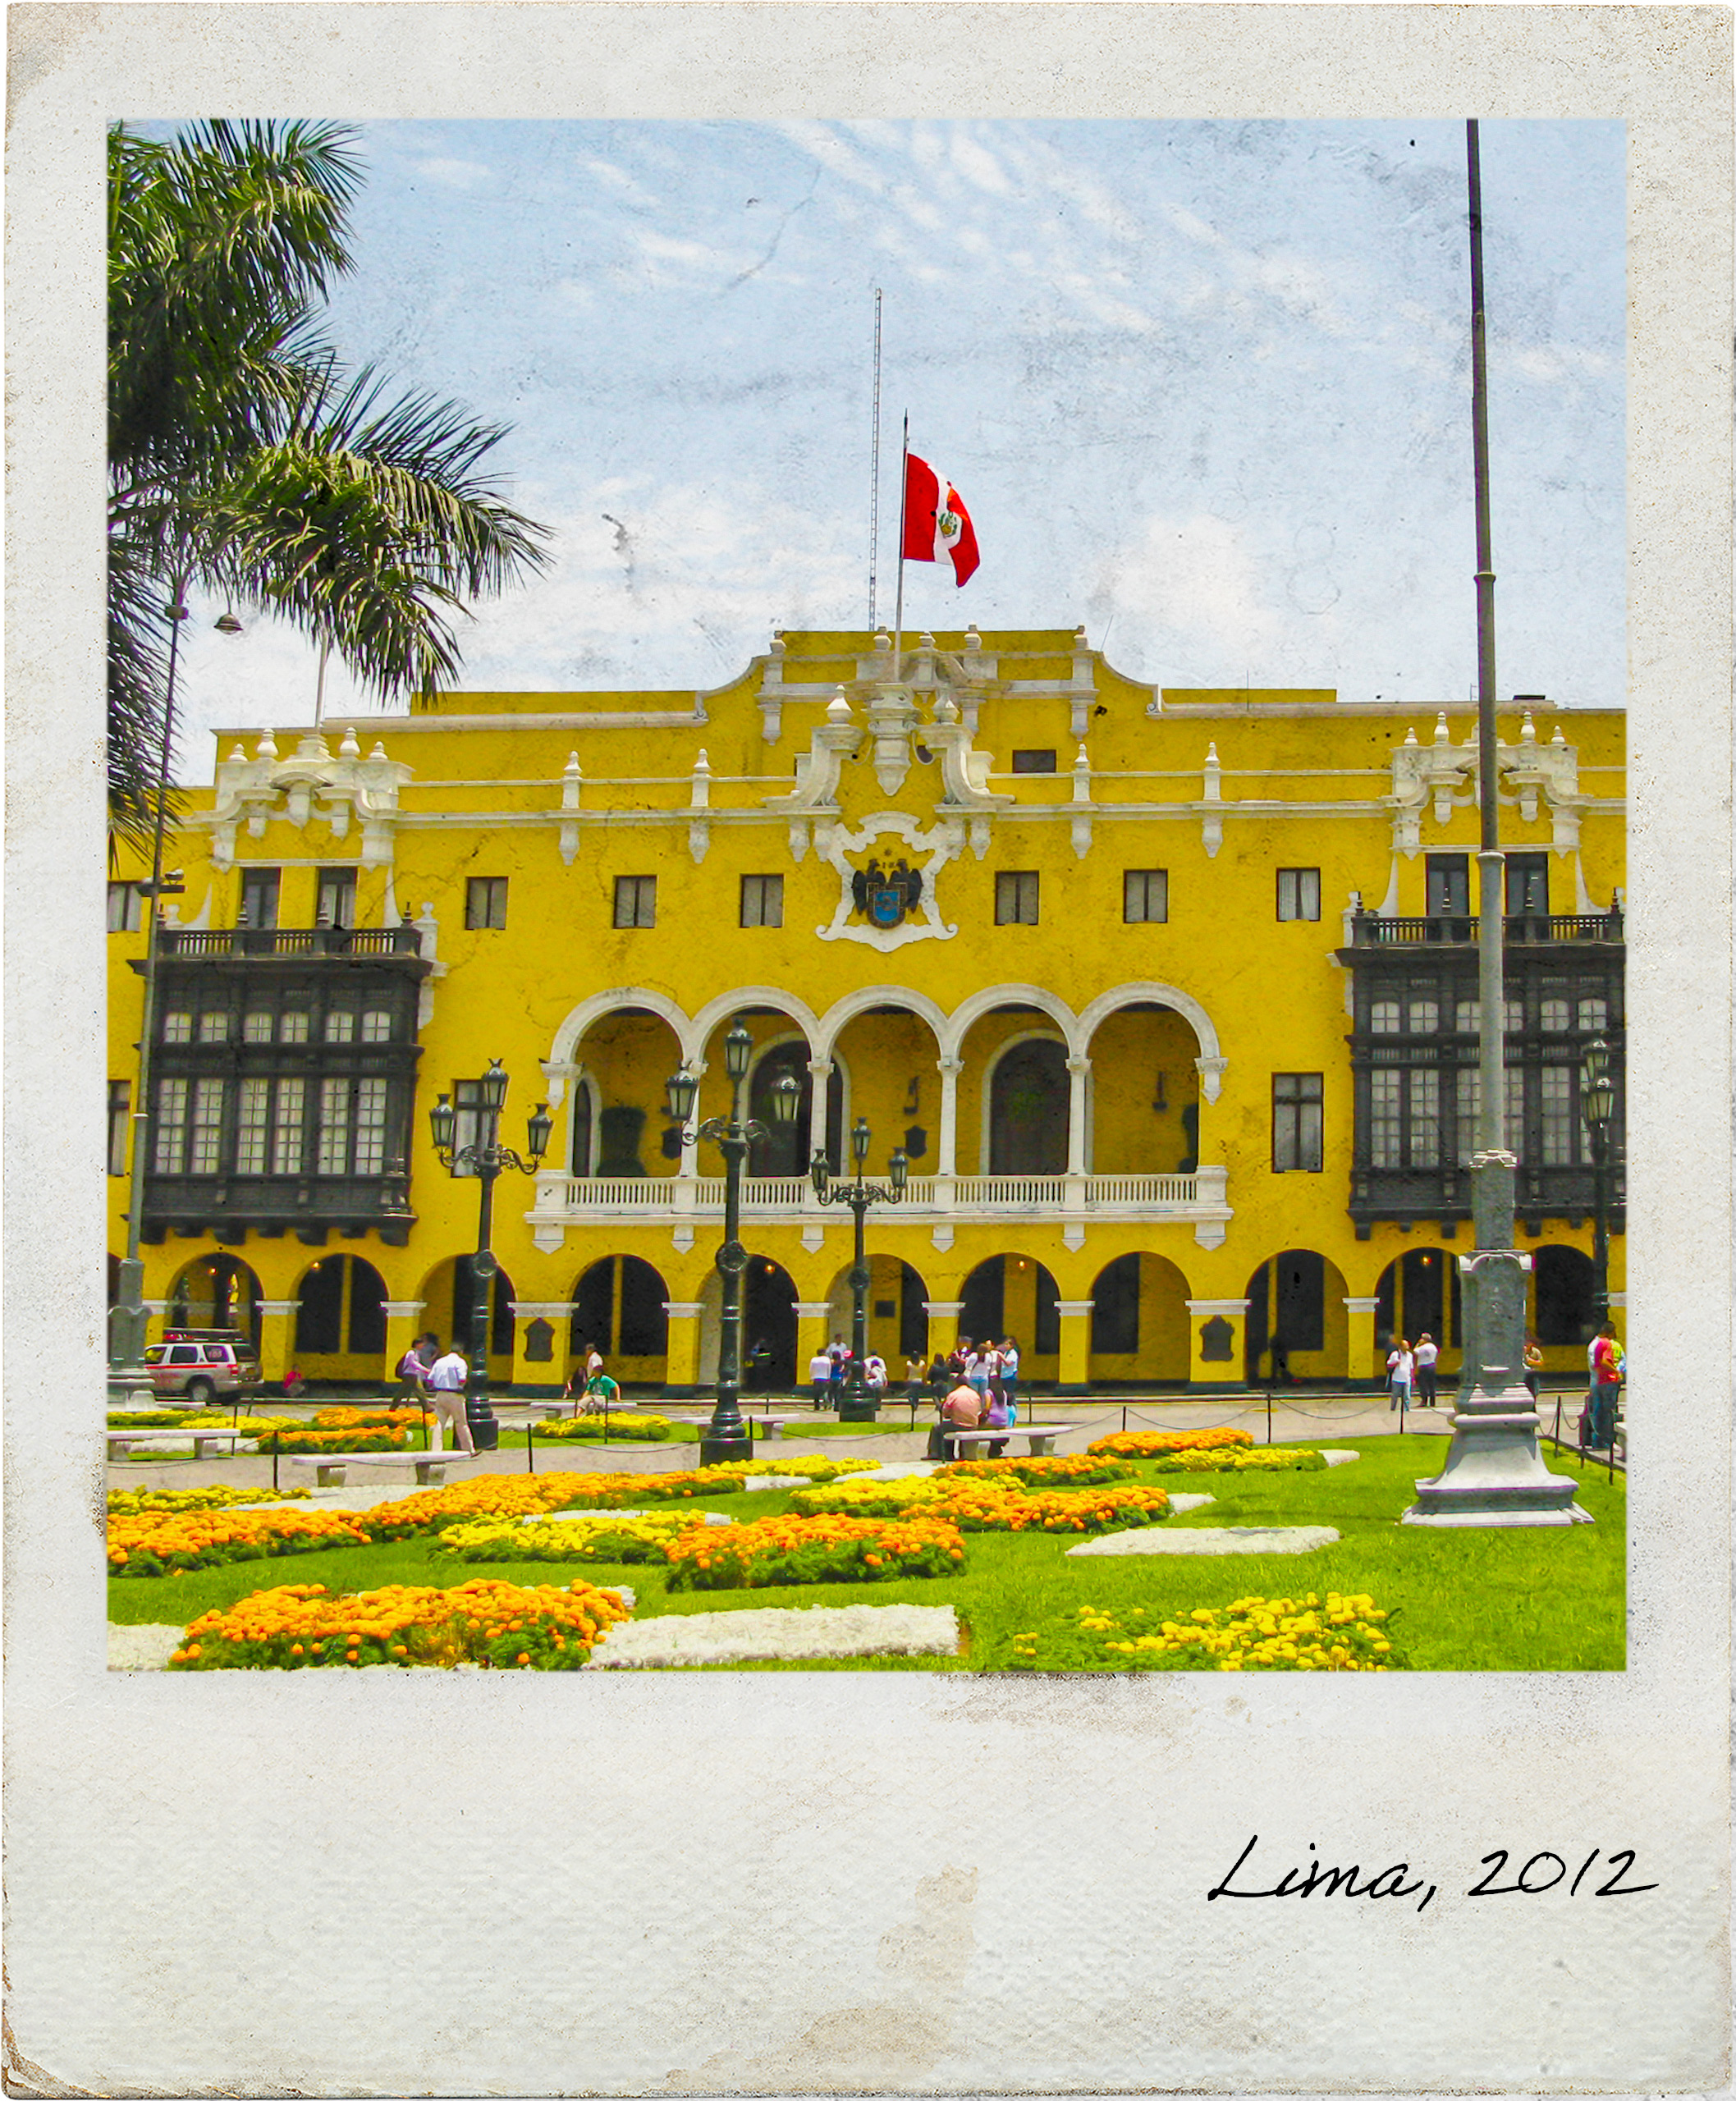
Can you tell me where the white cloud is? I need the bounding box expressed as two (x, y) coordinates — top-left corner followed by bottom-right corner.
(414, 158), (492, 190)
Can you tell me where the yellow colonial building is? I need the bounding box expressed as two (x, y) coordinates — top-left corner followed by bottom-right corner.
(107, 625), (1626, 1398)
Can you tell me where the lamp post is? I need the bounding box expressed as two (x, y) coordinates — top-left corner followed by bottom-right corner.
(809, 1116), (908, 1421)
(428, 1060), (552, 1423)
(666, 1018), (801, 1466)
(1579, 1034), (1615, 1329)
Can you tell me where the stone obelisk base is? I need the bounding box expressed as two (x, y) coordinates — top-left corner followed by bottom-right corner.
(1402, 1375), (1592, 1527)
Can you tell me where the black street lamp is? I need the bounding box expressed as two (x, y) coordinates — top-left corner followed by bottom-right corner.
(1579, 1034), (1615, 1329)
(809, 1116), (908, 1421)
(428, 1059), (552, 1421)
(666, 1018), (801, 1466)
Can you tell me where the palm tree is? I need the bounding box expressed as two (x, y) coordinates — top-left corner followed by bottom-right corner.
(108, 119), (548, 838)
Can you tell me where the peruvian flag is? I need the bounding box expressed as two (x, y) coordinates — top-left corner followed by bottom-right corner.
(902, 452), (980, 585)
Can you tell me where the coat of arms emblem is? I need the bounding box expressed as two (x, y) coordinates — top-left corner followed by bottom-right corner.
(850, 856), (923, 929)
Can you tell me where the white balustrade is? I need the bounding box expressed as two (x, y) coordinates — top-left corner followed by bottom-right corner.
(533, 1171), (1212, 1219)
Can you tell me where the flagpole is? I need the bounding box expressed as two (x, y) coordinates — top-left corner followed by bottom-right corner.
(892, 412), (909, 681)
(868, 289), (883, 633)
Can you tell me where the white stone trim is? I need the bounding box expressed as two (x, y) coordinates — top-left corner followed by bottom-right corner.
(922, 1301), (965, 1317)
(1342, 1297), (1381, 1314)
(1186, 1298), (1251, 1316)
(379, 1301), (427, 1319)
(793, 1302), (834, 1319)
(510, 1302), (578, 1318)
(1052, 1300), (1097, 1317)
(255, 1300), (300, 1317)
(662, 1302), (706, 1321)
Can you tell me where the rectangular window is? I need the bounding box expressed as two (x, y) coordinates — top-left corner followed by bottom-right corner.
(1506, 996), (1526, 1035)
(278, 1009), (310, 1044)
(612, 875), (656, 929)
(1272, 1072), (1323, 1173)
(740, 874), (784, 927)
(243, 1009), (274, 1044)
(1408, 999), (1440, 1034)
(153, 1078), (189, 1173)
(198, 1009), (231, 1045)
(108, 1081), (131, 1176)
(317, 1078), (351, 1175)
(162, 1009), (193, 1045)
(272, 1078), (305, 1175)
(451, 1078), (485, 1178)
(1506, 853), (1549, 917)
(1369, 999), (1401, 1035)
(1276, 867), (1321, 921)
(1540, 1065), (1578, 1165)
(1455, 999), (1479, 1035)
(1539, 996), (1570, 1032)
(189, 1078), (226, 1174)
(1426, 854), (1470, 918)
(1408, 1069), (1441, 1167)
(107, 881), (144, 932)
(1123, 870), (1168, 923)
(1010, 749), (1056, 774)
(235, 1076), (271, 1175)
(465, 876), (509, 930)
(240, 868), (280, 929)
(316, 867), (356, 929)
(995, 871), (1040, 925)
(353, 1078), (390, 1175)
(1368, 1070), (1402, 1169)
(1578, 996), (1609, 1033)
(324, 1008), (356, 1044)
(361, 1007), (394, 1043)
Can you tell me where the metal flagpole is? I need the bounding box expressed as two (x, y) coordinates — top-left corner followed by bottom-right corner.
(891, 413), (909, 680)
(868, 289), (883, 633)
(1402, 117), (1584, 1528)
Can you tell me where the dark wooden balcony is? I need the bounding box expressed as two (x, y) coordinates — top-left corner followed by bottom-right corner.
(143, 1169), (417, 1248)
(1346, 910), (1623, 949)
(1349, 1160), (1626, 1235)
(155, 924), (428, 964)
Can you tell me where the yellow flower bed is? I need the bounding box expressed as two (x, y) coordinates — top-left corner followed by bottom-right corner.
(934, 1455), (1135, 1488)
(664, 1510), (965, 1590)
(790, 1475), (1171, 1534)
(1009, 1592), (1404, 1672)
(1147, 1448), (1326, 1475)
(167, 1577), (631, 1670)
(1087, 1427), (1254, 1458)
(437, 1511), (699, 1564)
(109, 1504), (369, 1576)
(359, 1465), (751, 1542)
(108, 1485), (312, 1516)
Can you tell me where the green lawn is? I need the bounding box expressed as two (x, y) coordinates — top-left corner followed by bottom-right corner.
(108, 1439), (1624, 1671)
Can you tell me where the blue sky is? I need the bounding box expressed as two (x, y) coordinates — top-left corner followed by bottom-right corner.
(169, 117), (1624, 773)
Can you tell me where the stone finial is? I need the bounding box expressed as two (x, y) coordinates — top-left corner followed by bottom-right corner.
(1205, 742), (1220, 766)
(1520, 710), (1537, 744)
(339, 726), (361, 758)
(1550, 724), (1567, 745)
(564, 750), (582, 776)
(1404, 726), (1420, 745)
(227, 743), (248, 764)
(257, 730), (278, 760)
(826, 689), (854, 723)
(1074, 623), (1088, 643)
(872, 629), (891, 653)
(369, 740), (388, 761)
(918, 632), (936, 650)
(770, 632), (786, 656)
(964, 625), (983, 652)
(932, 694), (959, 725)
(1434, 712), (1451, 743)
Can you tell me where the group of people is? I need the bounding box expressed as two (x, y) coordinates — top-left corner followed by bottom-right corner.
(805, 1339), (893, 1408)
(391, 1332), (477, 1453)
(924, 1337), (1022, 1459)
(561, 1343), (620, 1413)
(1382, 1323), (1626, 1453)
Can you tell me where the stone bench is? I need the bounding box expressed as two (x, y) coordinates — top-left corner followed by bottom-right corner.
(284, 1453), (483, 1489)
(748, 1416), (800, 1441)
(945, 1425), (1070, 1459)
(107, 1427), (248, 1461)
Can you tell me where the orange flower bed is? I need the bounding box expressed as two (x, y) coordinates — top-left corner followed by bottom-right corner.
(664, 1511), (965, 1590)
(109, 1505), (369, 1577)
(792, 1476), (1171, 1534)
(268, 1426), (413, 1453)
(357, 1466), (749, 1542)
(167, 1577), (631, 1670)
(1086, 1427), (1254, 1458)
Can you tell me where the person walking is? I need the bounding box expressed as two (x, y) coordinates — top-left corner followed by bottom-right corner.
(425, 1339), (476, 1455)
(1386, 1338), (1414, 1416)
(808, 1343), (834, 1410)
(965, 1343), (992, 1416)
(1413, 1333), (1439, 1408)
(1523, 1334), (1544, 1403)
(1586, 1324), (1623, 1452)
(392, 1333), (433, 1409)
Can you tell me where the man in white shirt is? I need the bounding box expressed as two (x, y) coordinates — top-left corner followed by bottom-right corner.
(1413, 1333), (1440, 1408)
(425, 1343), (476, 1454)
(808, 1347), (833, 1410)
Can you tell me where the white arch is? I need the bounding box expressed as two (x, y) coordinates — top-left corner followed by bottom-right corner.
(814, 984), (950, 1062)
(977, 1028), (1072, 1175)
(547, 986), (691, 1069)
(1075, 982), (1222, 1064)
(942, 982), (1081, 1060)
(687, 985), (823, 1066)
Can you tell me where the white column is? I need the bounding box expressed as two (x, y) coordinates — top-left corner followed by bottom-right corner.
(1064, 1055), (1092, 1200)
(935, 1057), (963, 1179)
(807, 1058), (835, 1181)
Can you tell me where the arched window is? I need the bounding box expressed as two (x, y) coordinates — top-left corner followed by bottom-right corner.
(989, 1040), (1068, 1174)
